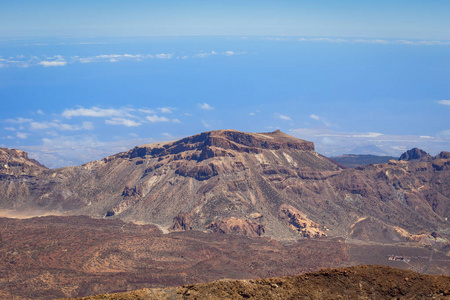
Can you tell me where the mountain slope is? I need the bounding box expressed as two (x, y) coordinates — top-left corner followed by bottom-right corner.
(0, 130), (449, 241)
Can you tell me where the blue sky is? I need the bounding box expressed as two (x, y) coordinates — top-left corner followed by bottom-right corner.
(0, 1), (449, 167)
(1, 0), (450, 39)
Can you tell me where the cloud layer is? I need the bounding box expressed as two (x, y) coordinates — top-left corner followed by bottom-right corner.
(0, 50), (247, 69)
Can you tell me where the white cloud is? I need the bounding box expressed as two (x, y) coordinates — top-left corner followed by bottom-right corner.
(37, 109), (45, 115)
(105, 118), (141, 127)
(59, 122), (94, 131)
(158, 107), (173, 113)
(201, 120), (210, 128)
(172, 118), (181, 123)
(138, 108), (155, 114)
(16, 132), (29, 139)
(4, 127), (16, 131)
(199, 103), (214, 110)
(39, 61), (67, 67)
(296, 37), (450, 46)
(81, 121), (94, 130)
(354, 39), (390, 44)
(310, 114), (320, 121)
(438, 100), (450, 106)
(30, 120), (94, 131)
(155, 54), (173, 59)
(146, 115), (169, 122)
(352, 132), (383, 138)
(30, 122), (51, 130)
(194, 51), (218, 58)
(6, 117), (32, 124)
(0, 50), (247, 68)
(277, 114), (291, 121)
(62, 107), (132, 118)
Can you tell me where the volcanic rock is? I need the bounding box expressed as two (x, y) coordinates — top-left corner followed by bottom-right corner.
(171, 212), (194, 231)
(0, 148), (47, 177)
(279, 204), (327, 238)
(206, 217), (265, 237)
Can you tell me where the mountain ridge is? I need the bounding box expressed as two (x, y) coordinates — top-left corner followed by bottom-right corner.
(0, 129), (449, 242)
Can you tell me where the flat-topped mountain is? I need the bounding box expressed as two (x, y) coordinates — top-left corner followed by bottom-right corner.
(125, 129), (315, 159)
(0, 130), (449, 241)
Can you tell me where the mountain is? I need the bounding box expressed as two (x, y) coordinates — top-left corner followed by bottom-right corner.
(0, 130), (449, 241)
(330, 154), (397, 168)
(399, 147), (433, 162)
(68, 265), (450, 300)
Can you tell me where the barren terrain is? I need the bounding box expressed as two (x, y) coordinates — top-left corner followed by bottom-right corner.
(1, 215), (449, 299)
(67, 265), (450, 300)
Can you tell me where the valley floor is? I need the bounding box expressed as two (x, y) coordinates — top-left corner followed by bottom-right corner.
(0, 215), (449, 299)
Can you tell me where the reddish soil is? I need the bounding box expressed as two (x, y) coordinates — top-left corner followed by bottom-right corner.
(68, 265), (450, 300)
(0, 215), (347, 299)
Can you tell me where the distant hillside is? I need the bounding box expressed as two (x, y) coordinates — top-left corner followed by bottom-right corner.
(67, 265), (450, 300)
(331, 154), (397, 168)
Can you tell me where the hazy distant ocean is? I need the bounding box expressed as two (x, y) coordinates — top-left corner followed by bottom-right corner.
(1, 36), (449, 167)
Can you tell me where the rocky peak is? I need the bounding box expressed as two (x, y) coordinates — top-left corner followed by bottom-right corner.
(398, 148), (432, 162)
(0, 148), (47, 176)
(436, 151), (450, 159)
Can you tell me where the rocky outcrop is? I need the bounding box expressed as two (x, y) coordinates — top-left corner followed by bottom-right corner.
(171, 212), (194, 231)
(399, 148), (433, 162)
(437, 151), (450, 159)
(0, 148), (47, 177)
(279, 204), (327, 238)
(207, 217), (265, 237)
(349, 217), (410, 243)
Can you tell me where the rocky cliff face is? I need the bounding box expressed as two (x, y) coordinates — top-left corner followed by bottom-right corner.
(0, 148), (47, 177)
(0, 130), (448, 241)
